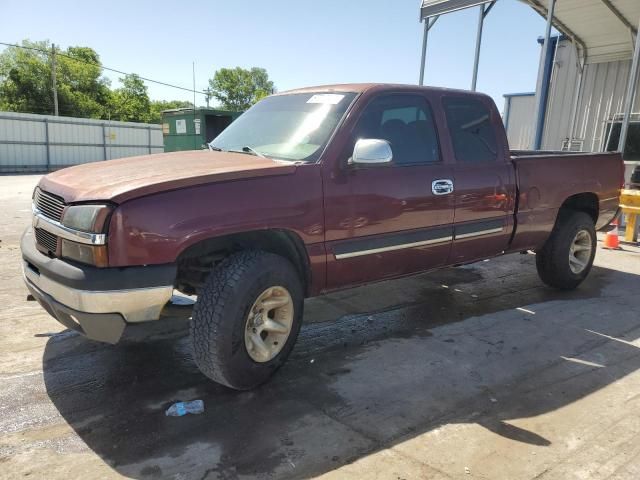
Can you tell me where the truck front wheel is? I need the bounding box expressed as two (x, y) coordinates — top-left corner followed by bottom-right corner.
(535, 211), (597, 290)
(190, 250), (303, 390)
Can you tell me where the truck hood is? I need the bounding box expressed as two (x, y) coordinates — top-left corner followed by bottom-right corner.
(38, 150), (298, 204)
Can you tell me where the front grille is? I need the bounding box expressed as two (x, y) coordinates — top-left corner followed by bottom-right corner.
(35, 227), (59, 254)
(34, 188), (66, 222)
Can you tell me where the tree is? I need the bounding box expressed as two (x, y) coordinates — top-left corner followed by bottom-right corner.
(0, 40), (111, 118)
(207, 67), (275, 111)
(149, 99), (193, 123)
(108, 74), (151, 123)
(57, 46), (112, 118)
(0, 39), (202, 123)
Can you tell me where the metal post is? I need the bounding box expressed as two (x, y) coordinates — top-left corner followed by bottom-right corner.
(471, 6), (485, 91)
(148, 126), (152, 154)
(419, 16), (439, 86)
(193, 61), (197, 149)
(532, 0), (556, 150)
(503, 96), (512, 132)
(618, 16), (640, 155)
(44, 118), (51, 171)
(51, 44), (59, 116)
(419, 18), (429, 86)
(567, 49), (585, 150)
(102, 124), (108, 161)
(471, 2), (494, 92)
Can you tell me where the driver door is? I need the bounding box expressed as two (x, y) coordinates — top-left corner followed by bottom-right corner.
(323, 93), (455, 289)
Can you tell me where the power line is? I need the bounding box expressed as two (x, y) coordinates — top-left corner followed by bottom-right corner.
(0, 41), (207, 95)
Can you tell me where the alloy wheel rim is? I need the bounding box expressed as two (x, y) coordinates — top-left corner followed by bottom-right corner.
(244, 286), (294, 363)
(569, 229), (592, 274)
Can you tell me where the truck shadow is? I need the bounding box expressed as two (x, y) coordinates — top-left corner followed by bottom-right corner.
(42, 255), (640, 479)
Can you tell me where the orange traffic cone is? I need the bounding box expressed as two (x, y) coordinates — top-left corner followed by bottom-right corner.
(603, 219), (621, 249)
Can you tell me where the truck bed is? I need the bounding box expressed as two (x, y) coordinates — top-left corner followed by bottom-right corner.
(508, 151), (623, 252)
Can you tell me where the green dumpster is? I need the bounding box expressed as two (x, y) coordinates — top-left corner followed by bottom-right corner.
(161, 108), (243, 152)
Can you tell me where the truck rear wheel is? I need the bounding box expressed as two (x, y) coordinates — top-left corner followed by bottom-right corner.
(535, 211), (596, 290)
(190, 250), (303, 390)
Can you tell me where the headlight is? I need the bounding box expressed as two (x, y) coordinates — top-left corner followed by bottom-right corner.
(62, 205), (112, 233)
(60, 204), (112, 267)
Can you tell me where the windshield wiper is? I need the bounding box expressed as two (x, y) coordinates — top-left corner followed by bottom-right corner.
(228, 146), (266, 158)
(208, 144), (222, 151)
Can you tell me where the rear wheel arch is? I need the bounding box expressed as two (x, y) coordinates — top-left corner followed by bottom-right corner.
(557, 192), (599, 224)
(176, 229), (311, 296)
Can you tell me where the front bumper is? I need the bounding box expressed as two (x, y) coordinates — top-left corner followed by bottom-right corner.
(21, 227), (176, 343)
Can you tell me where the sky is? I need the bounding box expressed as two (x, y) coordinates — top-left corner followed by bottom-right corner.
(0, 0), (549, 112)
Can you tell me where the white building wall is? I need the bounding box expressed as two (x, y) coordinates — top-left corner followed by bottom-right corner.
(504, 94), (536, 150)
(542, 39), (639, 153)
(0, 112), (164, 172)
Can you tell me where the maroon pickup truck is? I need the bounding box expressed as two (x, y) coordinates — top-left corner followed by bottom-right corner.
(22, 84), (623, 389)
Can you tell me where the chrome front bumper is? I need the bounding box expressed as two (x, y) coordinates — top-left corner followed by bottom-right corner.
(23, 263), (173, 323)
(21, 227), (176, 343)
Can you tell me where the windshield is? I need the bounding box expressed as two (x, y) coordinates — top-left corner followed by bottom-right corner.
(210, 92), (357, 162)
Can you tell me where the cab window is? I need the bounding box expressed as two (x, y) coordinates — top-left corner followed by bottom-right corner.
(443, 97), (498, 163)
(352, 94), (440, 165)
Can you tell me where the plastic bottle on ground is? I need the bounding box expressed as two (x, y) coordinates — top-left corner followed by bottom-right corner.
(165, 400), (204, 416)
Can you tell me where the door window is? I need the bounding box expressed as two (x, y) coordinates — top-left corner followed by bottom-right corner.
(444, 97), (498, 163)
(353, 94), (440, 165)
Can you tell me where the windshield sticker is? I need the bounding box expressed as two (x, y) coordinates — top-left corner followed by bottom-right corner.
(307, 94), (345, 105)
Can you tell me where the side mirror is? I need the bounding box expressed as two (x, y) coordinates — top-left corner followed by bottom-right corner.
(350, 139), (393, 166)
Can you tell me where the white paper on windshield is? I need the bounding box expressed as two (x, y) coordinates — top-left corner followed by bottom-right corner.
(307, 94), (345, 105)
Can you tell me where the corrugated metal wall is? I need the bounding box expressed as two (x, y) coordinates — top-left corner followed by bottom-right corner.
(0, 112), (164, 173)
(504, 94), (536, 149)
(542, 39), (639, 153)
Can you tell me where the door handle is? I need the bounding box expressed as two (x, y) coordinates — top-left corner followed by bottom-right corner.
(432, 179), (454, 195)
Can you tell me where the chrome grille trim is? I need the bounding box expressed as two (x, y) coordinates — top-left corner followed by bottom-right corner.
(34, 188), (65, 222)
(32, 206), (106, 245)
(35, 227), (58, 253)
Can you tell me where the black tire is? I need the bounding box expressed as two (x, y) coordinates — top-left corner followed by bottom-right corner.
(535, 211), (596, 290)
(190, 250), (303, 390)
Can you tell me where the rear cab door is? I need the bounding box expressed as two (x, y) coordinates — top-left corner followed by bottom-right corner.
(441, 94), (516, 264)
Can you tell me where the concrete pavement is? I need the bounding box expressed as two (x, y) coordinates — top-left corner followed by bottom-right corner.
(1, 175), (640, 479)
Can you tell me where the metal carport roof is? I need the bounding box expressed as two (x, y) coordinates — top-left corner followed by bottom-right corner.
(521, 0), (639, 64)
(420, 0), (494, 17)
(420, 0), (640, 64)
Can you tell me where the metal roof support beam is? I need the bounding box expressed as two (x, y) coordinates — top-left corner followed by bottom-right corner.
(600, 0), (637, 39)
(419, 16), (439, 86)
(532, 0), (556, 150)
(618, 16), (640, 155)
(567, 50), (586, 149)
(471, 1), (495, 91)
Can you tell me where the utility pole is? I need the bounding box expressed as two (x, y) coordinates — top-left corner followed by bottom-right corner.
(51, 43), (59, 116)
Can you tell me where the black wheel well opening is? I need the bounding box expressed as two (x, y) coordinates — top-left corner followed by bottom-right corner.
(176, 229), (311, 296)
(559, 193), (599, 224)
